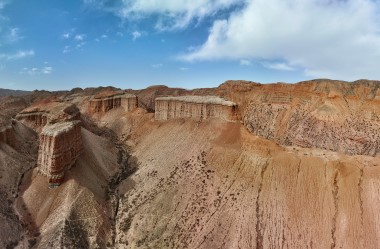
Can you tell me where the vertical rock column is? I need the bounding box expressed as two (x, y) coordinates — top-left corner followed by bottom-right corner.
(121, 94), (138, 112)
(37, 121), (83, 188)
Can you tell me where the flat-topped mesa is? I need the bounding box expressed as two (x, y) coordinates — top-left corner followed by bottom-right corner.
(16, 102), (80, 129)
(37, 120), (83, 188)
(88, 92), (138, 114)
(155, 96), (237, 121)
(0, 115), (15, 148)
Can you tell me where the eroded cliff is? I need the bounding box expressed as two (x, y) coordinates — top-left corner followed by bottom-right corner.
(16, 102), (80, 129)
(0, 116), (15, 148)
(88, 92), (137, 114)
(155, 96), (237, 121)
(214, 80), (380, 156)
(37, 121), (83, 187)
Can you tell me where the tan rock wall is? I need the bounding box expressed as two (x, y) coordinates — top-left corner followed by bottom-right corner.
(155, 99), (236, 121)
(37, 121), (83, 187)
(88, 94), (137, 113)
(0, 125), (15, 147)
(16, 112), (48, 127)
(16, 102), (80, 129)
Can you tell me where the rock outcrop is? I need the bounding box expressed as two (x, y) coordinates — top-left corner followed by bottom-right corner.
(88, 92), (137, 113)
(37, 121), (83, 188)
(0, 115), (15, 148)
(16, 102), (80, 129)
(214, 80), (380, 156)
(155, 96), (237, 121)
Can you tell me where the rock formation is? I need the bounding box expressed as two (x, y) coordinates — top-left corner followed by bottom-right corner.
(155, 96), (237, 121)
(16, 102), (80, 129)
(88, 92), (137, 113)
(0, 115), (15, 148)
(37, 121), (83, 188)
(214, 80), (380, 156)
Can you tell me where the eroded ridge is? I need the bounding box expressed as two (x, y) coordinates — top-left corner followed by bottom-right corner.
(88, 92), (138, 113)
(16, 102), (80, 129)
(155, 95), (237, 121)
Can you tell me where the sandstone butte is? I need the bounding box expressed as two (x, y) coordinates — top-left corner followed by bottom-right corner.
(37, 121), (83, 188)
(0, 79), (380, 248)
(88, 91), (138, 114)
(155, 95), (237, 121)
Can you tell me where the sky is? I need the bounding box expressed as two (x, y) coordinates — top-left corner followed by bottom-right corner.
(1, 0), (380, 91)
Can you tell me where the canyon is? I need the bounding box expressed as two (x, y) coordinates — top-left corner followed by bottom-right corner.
(0, 79), (379, 248)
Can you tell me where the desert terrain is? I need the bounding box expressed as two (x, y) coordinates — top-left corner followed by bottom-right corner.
(0, 79), (379, 248)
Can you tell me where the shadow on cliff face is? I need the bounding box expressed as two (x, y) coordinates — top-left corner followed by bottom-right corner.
(75, 114), (140, 247)
(8, 114), (140, 248)
(3, 121), (41, 248)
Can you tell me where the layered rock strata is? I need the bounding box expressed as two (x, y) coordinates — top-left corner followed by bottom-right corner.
(88, 92), (137, 113)
(37, 121), (83, 188)
(16, 102), (80, 128)
(155, 96), (237, 121)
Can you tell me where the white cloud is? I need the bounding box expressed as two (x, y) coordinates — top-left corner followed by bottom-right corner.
(132, 31), (141, 40)
(7, 27), (22, 42)
(181, 0), (380, 80)
(0, 0), (10, 10)
(0, 27), (23, 44)
(116, 32), (124, 37)
(179, 67), (189, 71)
(74, 34), (86, 41)
(0, 50), (34, 60)
(240, 59), (252, 66)
(76, 41), (86, 49)
(19, 66), (53, 75)
(101, 34), (108, 39)
(62, 32), (71, 39)
(263, 62), (294, 71)
(63, 45), (71, 53)
(152, 63), (163, 68)
(84, 0), (243, 30)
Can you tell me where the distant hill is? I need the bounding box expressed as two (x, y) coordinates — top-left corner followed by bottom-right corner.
(0, 88), (30, 97)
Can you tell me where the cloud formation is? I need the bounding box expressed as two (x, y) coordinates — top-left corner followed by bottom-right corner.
(152, 63), (163, 68)
(181, 0), (380, 80)
(84, 0), (243, 30)
(131, 31), (141, 40)
(240, 59), (252, 66)
(19, 66), (53, 75)
(0, 50), (34, 60)
(61, 30), (87, 53)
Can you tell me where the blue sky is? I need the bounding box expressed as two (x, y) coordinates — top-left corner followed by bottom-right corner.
(1, 0), (380, 91)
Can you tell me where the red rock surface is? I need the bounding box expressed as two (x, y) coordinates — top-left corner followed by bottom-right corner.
(213, 80), (380, 156)
(155, 96), (237, 121)
(1, 79), (379, 248)
(37, 121), (83, 187)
